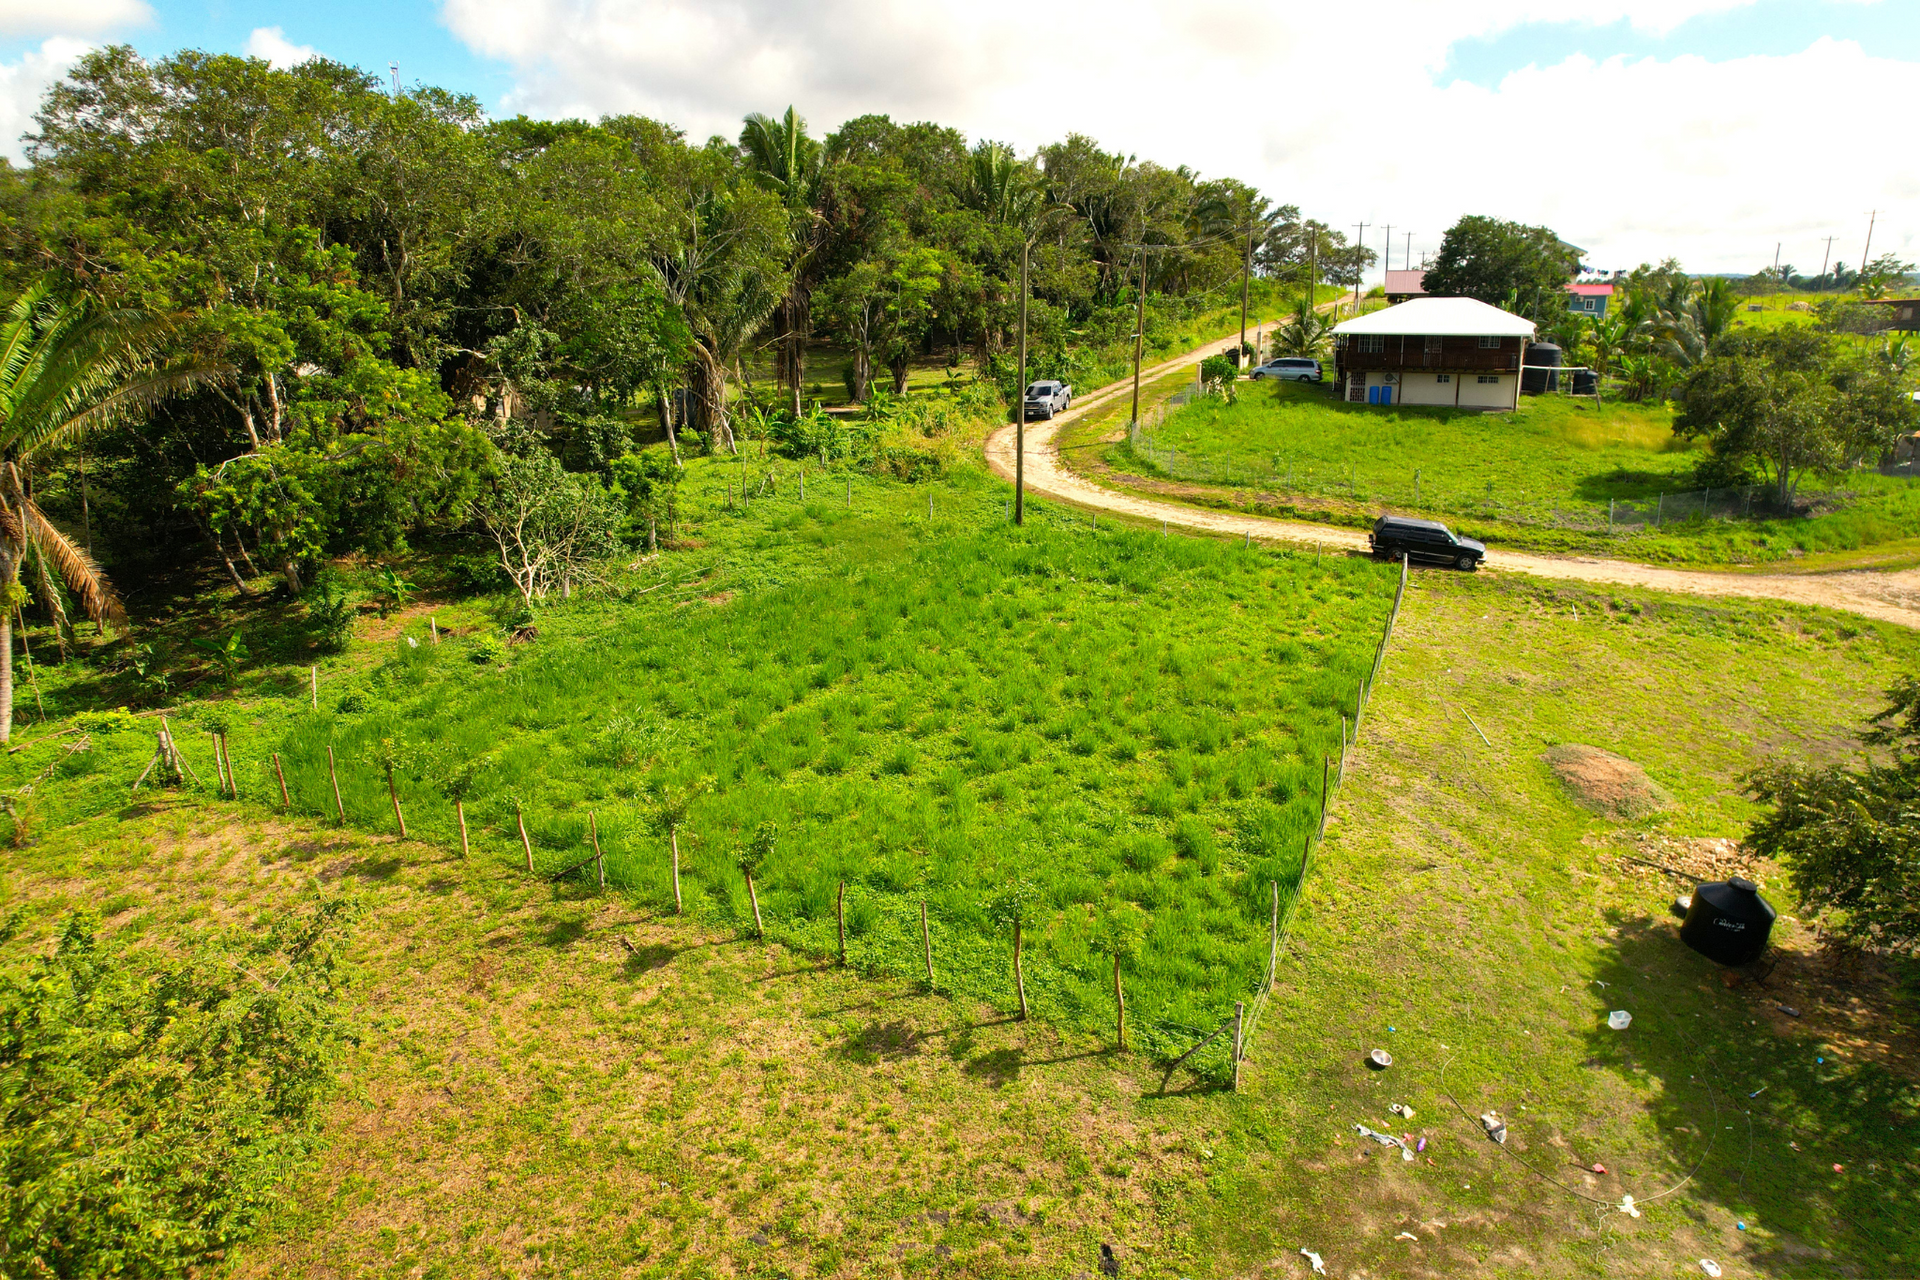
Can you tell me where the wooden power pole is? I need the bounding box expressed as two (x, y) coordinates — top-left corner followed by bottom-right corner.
(1015, 240), (1028, 525)
(1238, 226), (1252, 368)
(1129, 249), (1147, 427)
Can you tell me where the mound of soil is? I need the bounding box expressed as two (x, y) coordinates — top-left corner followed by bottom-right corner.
(1543, 744), (1672, 819)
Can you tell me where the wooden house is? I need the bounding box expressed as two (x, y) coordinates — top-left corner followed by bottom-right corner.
(1331, 297), (1536, 410)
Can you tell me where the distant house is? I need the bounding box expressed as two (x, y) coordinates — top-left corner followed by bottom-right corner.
(1331, 297), (1536, 411)
(1865, 299), (1920, 332)
(1567, 282), (1614, 318)
(1384, 270), (1428, 303)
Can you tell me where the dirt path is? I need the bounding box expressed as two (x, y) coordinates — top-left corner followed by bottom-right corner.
(985, 341), (1920, 630)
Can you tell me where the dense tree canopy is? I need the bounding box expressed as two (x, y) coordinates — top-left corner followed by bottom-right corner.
(1421, 215), (1579, 323)
(0, 45), (1337, 626)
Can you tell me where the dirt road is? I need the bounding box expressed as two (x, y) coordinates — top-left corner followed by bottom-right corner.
(985, 339), (1920, 630)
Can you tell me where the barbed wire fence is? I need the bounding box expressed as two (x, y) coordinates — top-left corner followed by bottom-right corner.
(1162, 552), (1409, 1090)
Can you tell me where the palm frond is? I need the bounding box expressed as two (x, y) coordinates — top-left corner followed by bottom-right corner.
(12, 358), (232, 458)
(25, 541), (74, 643)
(19, 500), (123, 626)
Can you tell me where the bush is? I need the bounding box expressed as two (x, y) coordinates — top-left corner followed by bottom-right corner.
(1746, 676), (1920, 953)
(443, 553), (509, 597)
(1200, 354), (1238, 386)
(470, 634), (508, 666)
(0, 904), (353, 1277)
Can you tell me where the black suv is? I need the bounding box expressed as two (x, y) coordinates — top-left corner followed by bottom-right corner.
(1369, 515), (1485, 570)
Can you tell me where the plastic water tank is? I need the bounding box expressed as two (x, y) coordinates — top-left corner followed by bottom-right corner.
(1522, 343), (1562, 395)
(1679, 877), (1776, 967)
(1571, 368), (1599, 396)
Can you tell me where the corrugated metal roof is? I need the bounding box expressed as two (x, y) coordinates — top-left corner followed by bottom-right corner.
(1332, 297), (1537, 337)
(1567, 283), (1615, 296)
(1384, 269), (1427, 294)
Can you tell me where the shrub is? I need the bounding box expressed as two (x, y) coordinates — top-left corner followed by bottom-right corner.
(470, 634), (508, 666)
(0, 904), (353, 1276)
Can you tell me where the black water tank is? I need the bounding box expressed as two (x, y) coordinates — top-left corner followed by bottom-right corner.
(1522, 343), (1562, 395)
(1571, 368), (1599, 396)
(1679, 877), (1776, 966)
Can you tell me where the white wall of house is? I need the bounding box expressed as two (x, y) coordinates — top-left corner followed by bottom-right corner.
(1397, 372), (1456, 407)
(1457, 372), (1517, 409)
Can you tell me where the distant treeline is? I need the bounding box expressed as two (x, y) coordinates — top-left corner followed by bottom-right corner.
(0, 46), (1369, 597)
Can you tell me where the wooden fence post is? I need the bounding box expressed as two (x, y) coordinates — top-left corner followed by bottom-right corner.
(670, 826), (683, 913)
(455, 798), (470, 858)
(1232, 1001), (1245, 1091)
(921, 900), (933, 988)
(1267, 880), (1279, 989)
(590, 811), (604, 889)
(385, 765), (407, 838)
(210, 731), (230, 799)
(311, 665), (318, 711)
(836, 881), (846, 966)
(1114, 952), (1126, 1051)
(747, 871), (764, 938)
(1013, 919), (1029, 1021)
(326, 745), (344, 823)
(1318, 754), (1331, 837)
(272, 752), (290, 809)
(516, 802), (533, 873)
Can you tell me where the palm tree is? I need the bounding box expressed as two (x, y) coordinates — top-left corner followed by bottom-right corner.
(1585, 314), (1629, 398)
(0, 282), (219, 741)
(1271, 296), (1334, 359)
(740, 108), (827, 417)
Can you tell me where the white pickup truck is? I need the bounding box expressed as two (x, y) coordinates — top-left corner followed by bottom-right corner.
(1022, 379), (1073, 420)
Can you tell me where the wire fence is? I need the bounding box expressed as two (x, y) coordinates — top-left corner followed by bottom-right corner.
(1166, 552), (1409, 1089)
(1123, 416), (1894, 532)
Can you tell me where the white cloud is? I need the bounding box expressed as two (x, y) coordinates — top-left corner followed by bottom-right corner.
(0, 36), (89, 162)
(437, 0), (1913, 275)
(243, 26), (318, 70)
(0, 0), (149, 37)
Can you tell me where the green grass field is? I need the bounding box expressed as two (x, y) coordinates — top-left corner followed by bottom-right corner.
(3, 567), (1912, 1278)
(1101, 381), (1920, 566)
(8, 455), (1393, 1056)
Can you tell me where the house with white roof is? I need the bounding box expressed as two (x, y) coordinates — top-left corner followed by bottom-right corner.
(1331, 297), (1537, 411)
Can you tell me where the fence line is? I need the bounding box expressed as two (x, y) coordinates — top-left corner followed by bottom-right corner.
(134, 527), (1410, 1088)
(1182, 552), (1407, 1088)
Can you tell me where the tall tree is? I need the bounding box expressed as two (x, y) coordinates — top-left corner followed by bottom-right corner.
(0, 284), (220, 739)
(740, 108), (828, 416)
(1421, 215), (1577, 323)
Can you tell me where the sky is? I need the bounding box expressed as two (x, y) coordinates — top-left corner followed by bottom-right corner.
(0, 0), (1914, 280)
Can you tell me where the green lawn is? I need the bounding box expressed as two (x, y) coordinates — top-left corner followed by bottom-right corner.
(2, 564), (1912, 1278)
(10, 454), (1394, 1056)
(1102, 380), (1920, 566)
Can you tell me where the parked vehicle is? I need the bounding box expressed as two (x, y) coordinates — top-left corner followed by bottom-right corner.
(1023, 380), (1072, 419)
(1369, 515), (1485, 570)
(1250, 357), (1323, 383)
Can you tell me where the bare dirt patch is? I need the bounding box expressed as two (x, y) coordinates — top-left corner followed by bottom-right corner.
(1543, 744), (1672, 818)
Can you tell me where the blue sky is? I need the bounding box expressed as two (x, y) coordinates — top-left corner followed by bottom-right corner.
(1, 0), (1914, 274)
(1446, 1), (1920, 85)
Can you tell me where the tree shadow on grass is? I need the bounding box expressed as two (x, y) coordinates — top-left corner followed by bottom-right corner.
(622, 942), (676, 974)
(832, 1019), (923, 1065)
(1587, 917), (1919, 1276)
(961, 1047), (1024, 1088)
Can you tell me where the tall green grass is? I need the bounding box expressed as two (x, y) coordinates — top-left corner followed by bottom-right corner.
(266, 521), (1390, 1054)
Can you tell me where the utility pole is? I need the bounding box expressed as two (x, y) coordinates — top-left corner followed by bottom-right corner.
(389, 62), (401, 97)
(1351, 221), (1369, 310)
(1015, 240), (1028, 526)
(1404, 231), (1412, 275)
(1774, 243), (1781, 275)
(1238, 226), (1253, 368)
(1129, 249), (1148, 427)
(1383, 223), (1393, 277)
(1307, 226), (1317, 310)
(1862, 210), (1877, 275)
(1819, 235), (1837, 287)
